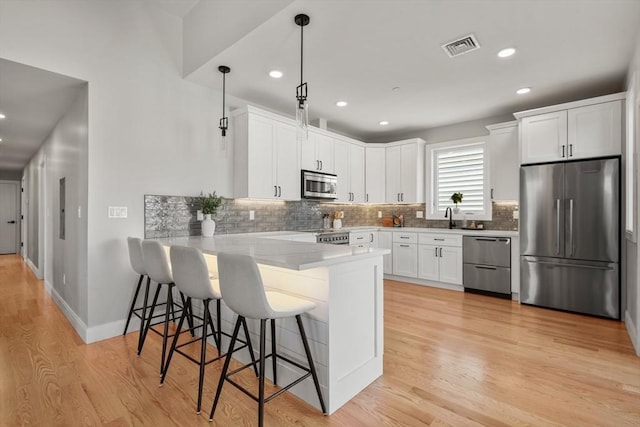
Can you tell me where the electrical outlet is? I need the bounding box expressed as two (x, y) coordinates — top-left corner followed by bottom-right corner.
(378, 211), (382, 218)
(196, 209), (203, 221)
(108, 206), (128, 218)
(416, 210), (424, 218)
(249, 210), (255, 220)
(513, 209), (519, 220)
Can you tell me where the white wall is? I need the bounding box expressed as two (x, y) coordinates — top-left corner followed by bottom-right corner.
(0, 1), (234, 341)
(625, 28), (640, 355)
(0, 170), (22, 180)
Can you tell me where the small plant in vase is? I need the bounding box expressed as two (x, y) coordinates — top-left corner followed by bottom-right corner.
(200, 191), (222, 237)
(450, 192), (463, 213)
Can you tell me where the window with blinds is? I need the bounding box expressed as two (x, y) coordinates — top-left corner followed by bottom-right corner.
(432, 142), (487, 215)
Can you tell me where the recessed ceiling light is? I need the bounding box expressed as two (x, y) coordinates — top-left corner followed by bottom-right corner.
(336, 101), (348, 107)
(0, 113), (5, 119)
(498, 48), (516, 58)
(379, 121), (389, 126)
(0, 138), (3, 142)
(269, 70), (283, 79)
(516, 87), (531, 95)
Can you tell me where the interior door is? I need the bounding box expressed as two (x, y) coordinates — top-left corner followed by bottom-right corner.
(0, 182), (19, 254)
(564, 158), (619, 262)
(520, 163), (565, 257)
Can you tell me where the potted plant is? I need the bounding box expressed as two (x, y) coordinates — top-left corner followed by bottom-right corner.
(200, 191), (222, 237)
(450, 192), (463, 213)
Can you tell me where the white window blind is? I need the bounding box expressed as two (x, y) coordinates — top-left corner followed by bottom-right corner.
(434, 143), (485, 213)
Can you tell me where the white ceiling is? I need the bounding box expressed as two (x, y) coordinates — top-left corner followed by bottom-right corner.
(0, 59), (86, 171)
(186, 0), (640, 142)
(1, 0), (639, 172)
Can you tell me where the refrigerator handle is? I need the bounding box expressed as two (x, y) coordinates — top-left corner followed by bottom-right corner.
(568, 199), (574, 256)
(555, 199), (561, 255)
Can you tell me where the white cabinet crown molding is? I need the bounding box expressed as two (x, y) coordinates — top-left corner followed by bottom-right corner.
(513, 92), (626, 119)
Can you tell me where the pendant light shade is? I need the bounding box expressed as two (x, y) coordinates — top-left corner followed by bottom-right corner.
(295, 13), (310, 141)
(219, 65), (230, 150)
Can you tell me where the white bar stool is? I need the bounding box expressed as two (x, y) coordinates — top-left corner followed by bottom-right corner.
(209, 252), (326, 427)
(139, 240), (194, 374)
(123, 237), (149, 337)
(161, 245), (257, 414)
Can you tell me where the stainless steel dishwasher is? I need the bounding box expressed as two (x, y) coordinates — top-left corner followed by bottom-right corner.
(463, 236), (511, 297)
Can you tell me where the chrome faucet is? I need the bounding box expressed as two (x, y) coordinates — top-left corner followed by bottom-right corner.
(444, 207), (455, 229)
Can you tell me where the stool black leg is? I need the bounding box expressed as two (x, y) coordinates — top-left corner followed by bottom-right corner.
(206, 303), (221, 351)
(209, 316), (243, 422)
(169, 284), (177, 323)
(160, 284), (173, 375)
(160, 297), (188, 384)
(196, 299), (209, 414)
(138, 280), (161, 355)
(271, 318), (277, 386)
(136, 277), (151, 353)
(296, 314), (327, 414)
(258, 319), (267, 427)
(216, 299), (222, 356)
(124, 274), (144, 335)
(241, 317), (259, 377)
(179, 292), (196, 337)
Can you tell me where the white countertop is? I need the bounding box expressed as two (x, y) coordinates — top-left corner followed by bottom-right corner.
(319, 226), (519, 237)
(157, 235), (389, 271)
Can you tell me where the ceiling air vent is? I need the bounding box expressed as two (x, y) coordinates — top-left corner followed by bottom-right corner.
(441, 34), (480, 58)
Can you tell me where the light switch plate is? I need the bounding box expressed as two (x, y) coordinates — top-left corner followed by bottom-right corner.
(416, 211), (424, 218)
(378, 211), (382, 218)
(196, 209), (203, 221)
(249, 210), (255, 220)
(513, 210), (519, 220)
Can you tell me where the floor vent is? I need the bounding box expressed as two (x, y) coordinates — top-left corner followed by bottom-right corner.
(441, 34), (480, 58)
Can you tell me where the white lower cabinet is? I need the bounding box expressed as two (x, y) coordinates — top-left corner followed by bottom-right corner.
(417, 233), (463, 285)
(378, 231), (393, 274)
(349, 230), (377, 249)
(392, 232), (418, 278)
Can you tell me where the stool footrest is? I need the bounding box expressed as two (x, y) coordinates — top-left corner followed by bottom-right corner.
(224, 352), (314, 404)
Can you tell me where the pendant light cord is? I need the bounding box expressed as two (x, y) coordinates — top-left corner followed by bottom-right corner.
(300, 22), (304, 89)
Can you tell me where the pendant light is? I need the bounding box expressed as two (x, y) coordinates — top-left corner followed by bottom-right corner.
(218, 65), (230, 150)
(294, 13), (310, 142)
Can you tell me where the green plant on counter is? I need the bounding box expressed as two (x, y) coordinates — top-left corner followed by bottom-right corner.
(201, 191), (222, 216)
(450, 192), (463, 205)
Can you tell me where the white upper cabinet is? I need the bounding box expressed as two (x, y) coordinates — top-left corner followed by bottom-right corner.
(385, 139), (425, 203)
(365, 146), (386, 203)
(301, 129), (334, 173)
(567, 101), (622, 159)
(233, 106), (300, 200)
(516, 93), (624, 165)
(520, 111), (567, 164)
(486, 121), (519, 201)
(334, 138), (365, 202)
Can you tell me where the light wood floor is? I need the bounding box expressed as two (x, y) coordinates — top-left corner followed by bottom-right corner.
(1, 253), (639, 426)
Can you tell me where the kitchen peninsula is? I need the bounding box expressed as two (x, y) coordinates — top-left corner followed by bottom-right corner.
(158, 234), (388, 414)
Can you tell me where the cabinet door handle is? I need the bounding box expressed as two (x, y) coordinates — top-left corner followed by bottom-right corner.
(370, 233), (374, 242)
(397, 193), (400, 202)
(561, 145), (566, 157)
(366, 193), (369, 202)
(320, 160), (323, 170)
(400, 236), (410, 239)
(435, 247), (438, 257)
(401, 193), (404, 202)
(400, 244), (410, 248)
(7, 220), (16, 224)
(316, 160), (320, 170)
(274, 185), (278, 197)
(569, 144), (573, 157)
(278, 186), (282, 197)
(434, 238), (445, 241)
(491, 188), (494, 199)
(439, 247), (443, 257)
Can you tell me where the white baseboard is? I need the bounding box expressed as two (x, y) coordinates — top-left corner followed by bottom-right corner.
(26, 258), (42, 279)
(86, 318), (139, 344)
(46, 280), (89, 343)
(624, 310), (640, 357)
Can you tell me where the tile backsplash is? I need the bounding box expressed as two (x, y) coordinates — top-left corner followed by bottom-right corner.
(145, 195), (518, 238)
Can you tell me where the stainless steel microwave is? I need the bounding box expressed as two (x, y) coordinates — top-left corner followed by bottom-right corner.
(301, 170), (338, 200)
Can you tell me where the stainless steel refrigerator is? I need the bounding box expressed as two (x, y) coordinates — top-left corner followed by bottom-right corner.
(520, 158), (620, 319)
